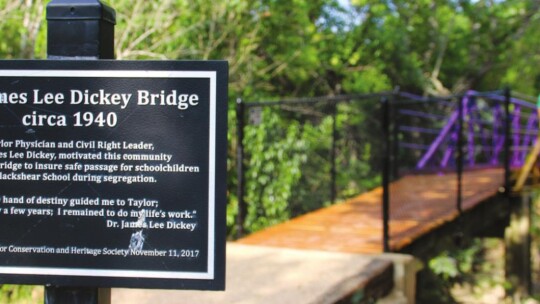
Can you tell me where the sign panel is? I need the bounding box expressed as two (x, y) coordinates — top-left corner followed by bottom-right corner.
(0, 60), (227, 290)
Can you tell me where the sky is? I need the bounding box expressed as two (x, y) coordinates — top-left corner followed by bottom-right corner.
(338, 0), (352, 9)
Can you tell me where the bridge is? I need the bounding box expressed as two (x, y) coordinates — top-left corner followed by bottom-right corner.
(114, 90), (539, 303)
(232, 90), (538, 301)
(235, 89), (537, 248)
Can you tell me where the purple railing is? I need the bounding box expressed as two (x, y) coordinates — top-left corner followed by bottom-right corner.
(412, 91), (536, 171)
(382, 89), (520, 251)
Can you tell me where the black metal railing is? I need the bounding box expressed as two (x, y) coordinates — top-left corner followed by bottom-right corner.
(382, 89), (514, 250)
(235, 93), (390, 237)
(234, 88), (527, 251)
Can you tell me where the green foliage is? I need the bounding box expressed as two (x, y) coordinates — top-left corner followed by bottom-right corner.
(0, 0), (47, 59)
(1, 0), (540, 238)
(236, 98), (385, 233)
(427, 239), (486, 281)
(429, 255), (459, 280)
(0, 1), (539, 302)
(242, 108), (308, 231)
(419, 238), (519, 303)
(0, 285), (42, 303)
(1, 1), (538, 94)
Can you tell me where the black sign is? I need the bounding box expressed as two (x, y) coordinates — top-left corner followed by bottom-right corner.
(0, 60), (227, 290)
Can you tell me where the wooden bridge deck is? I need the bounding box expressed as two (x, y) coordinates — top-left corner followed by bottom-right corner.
(238, 168), (504, 254)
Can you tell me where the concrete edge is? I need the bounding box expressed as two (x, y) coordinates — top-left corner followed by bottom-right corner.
(377, 253), (423, 304)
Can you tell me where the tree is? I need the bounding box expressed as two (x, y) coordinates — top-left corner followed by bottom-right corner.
(0, 0), (47, 59)
(2, 0), (540, 235)
(347, 0), (540, 94)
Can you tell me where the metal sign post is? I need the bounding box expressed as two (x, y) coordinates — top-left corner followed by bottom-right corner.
(47, 0), (115, 60)
(47, 1), (115, 302)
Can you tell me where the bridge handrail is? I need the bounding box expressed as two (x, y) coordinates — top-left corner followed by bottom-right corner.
(234, 88), (537, 251)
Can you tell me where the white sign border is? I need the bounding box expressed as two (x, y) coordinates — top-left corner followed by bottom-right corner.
(0, 70), (217, 280)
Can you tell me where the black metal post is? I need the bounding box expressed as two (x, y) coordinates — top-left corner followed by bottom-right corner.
(381, 96), (390, 252)
(330, 102), (338, 204)
(236, 98), (246, 238)
(45, 1), (115, 303)
(457, 95), (464, 214)
(45, 288), (110, 304)
(391, 88), (400, 180)
(47, 0), (115, 59)
(504, 87), (511, 195)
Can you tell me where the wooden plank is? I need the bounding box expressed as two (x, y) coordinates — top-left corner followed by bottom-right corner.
(514, 135), (540, 191)
(238, 168), (504, 254)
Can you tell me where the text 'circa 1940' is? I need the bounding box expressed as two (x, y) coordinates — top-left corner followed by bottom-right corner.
(0, 89), (200, 127)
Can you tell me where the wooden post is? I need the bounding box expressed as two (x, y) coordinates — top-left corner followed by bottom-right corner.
(45, 1), (115, 303)
(505, 192), (532, 297)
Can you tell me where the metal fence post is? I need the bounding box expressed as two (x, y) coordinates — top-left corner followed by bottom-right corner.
(504, 87), (511, 195)
(391, 88), (400, 181)
(236, 98), (246, 237)
(330, 102), (338, 204)
(457, 95), (465, 214)
(381, 96), (390, 252)
(45, 1), (115, 303)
